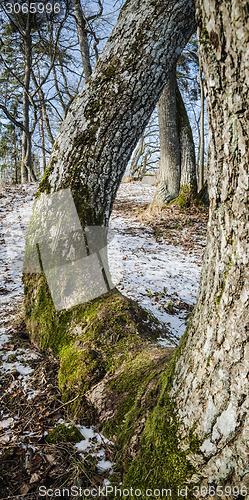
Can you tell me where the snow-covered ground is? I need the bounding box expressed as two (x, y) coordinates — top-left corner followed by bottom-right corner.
(0, 182), (203, 343)
(109, 182), (203, 341)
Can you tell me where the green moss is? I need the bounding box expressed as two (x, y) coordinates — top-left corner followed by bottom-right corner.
(189, 427), (203, 454)
(36, 158), (56, 197)
(72, 123), (99, 150)
(45, 423), (83, 444)
(24, 277), (170, 407)
(121, 401), (195, 499)
(117, 330), (201, 498)
(58, 345), (106, 398)
(169, 185), (196, 209)
(104, 349), (170, 439)
(23, 273), (72, 353)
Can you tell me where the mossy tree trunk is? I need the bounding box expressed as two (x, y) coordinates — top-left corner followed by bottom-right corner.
(175, 0), (249, 484)
(123, 0), (249, 492)
(153, 65), (197, 206)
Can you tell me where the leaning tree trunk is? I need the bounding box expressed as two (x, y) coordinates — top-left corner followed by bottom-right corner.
(122, 0), (249, 493)
(24, 0), (195, 326)
(153, 66), (197, 206)
(33, 0), (196, 222)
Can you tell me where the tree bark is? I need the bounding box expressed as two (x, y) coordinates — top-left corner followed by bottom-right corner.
(177, 84), (197, 194)
(168, 0), (249, 486)
(153, 67), (197, 205)
(154, 66), (181, 204)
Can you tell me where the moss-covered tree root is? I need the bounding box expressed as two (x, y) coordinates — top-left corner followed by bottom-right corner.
(24, 273), (201, 496)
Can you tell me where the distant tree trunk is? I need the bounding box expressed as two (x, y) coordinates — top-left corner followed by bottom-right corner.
(37, 67), (46, 172)
(198, 64), (205, 191)
(177, 85), (197, 195)
(21, 19), (36, 183)
(153, 66), (196, 206)
(72, 0), (92, 79)
(154, 66), (181, 204)
(21, 29), (30, 184)
(129, 135), (144, 179)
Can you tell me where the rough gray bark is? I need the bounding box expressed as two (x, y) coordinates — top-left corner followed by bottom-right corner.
(154, 67), (196, 205)
(38, 0), (196, 226)
(169, 0), (249, 487)
(155, 66), (181, 203)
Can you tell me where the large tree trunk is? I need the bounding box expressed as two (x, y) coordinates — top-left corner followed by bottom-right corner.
(122, 0), (249, 492)
(153, 67), (197, 206)
(172, 0), (249, 484)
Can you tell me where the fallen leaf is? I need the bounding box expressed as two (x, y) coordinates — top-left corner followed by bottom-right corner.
(30, 472), (40, 484)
